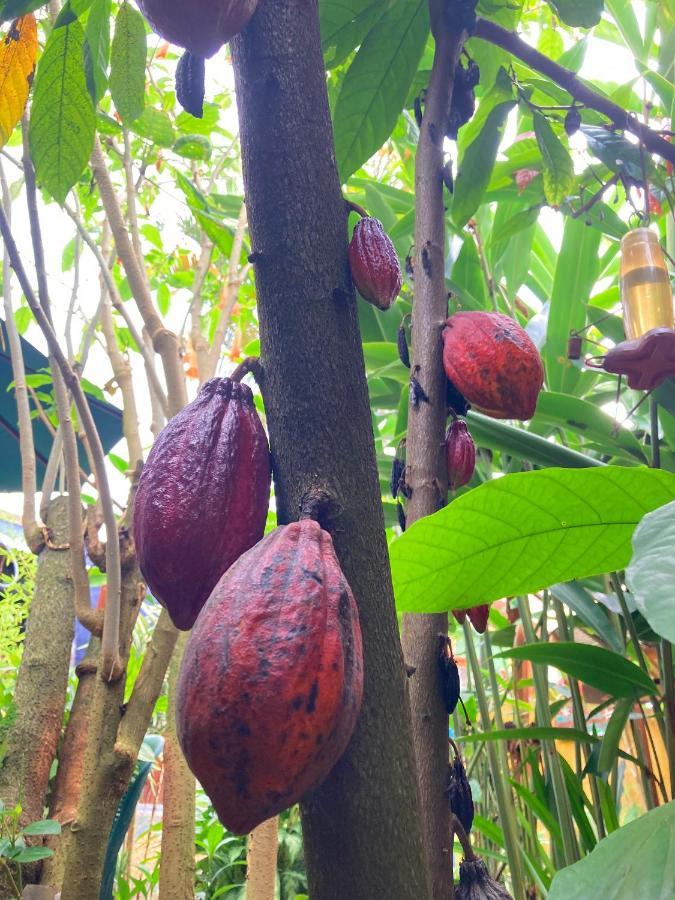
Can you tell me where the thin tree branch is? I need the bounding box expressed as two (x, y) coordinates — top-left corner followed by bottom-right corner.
(474, 18), (675, 165)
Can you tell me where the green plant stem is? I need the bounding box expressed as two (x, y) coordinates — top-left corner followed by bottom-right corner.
(517, 598), (580, 866)
(650, 399), (661, 469)
(660, 640), (675, 800)
(463, 623), (527, 900)
(0, 859), (20, 899)
(552, 598), (606, 840)
(609, 573), (649, 674)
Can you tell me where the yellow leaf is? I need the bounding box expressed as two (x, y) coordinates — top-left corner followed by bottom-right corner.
(0, 15), (38, 149)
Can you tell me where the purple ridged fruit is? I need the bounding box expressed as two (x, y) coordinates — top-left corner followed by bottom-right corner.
(176, 520), (364, 834)
(348, 217), (402, 310)
(445, 418), (476, 490)
(136, 0), (258, 58)
(133, 377), (270, 631)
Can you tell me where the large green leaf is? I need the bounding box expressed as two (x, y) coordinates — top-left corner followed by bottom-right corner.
(84, 0), (111, 104)
(458, 726), (598, 744)
(547, 0), (604, 28)
(319, 0), (386, 68)
(390, 467), (675, 613)
(109, 1), (146, 123)
(495, 643), (655, 698)
(333, 0), (428, 181)
(29, 17), (96, 204)
(626, 501), (675, 642)
(548, 801), (675, 900)
(533, 111), (574, 207)
(545, 216), (601, 394)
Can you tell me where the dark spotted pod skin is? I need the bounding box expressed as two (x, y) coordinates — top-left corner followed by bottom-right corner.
(348, 217), (402, 310)
(176, 519), (364, 834)
(133, 377), (271, 631)
(136, 0), (258, 58)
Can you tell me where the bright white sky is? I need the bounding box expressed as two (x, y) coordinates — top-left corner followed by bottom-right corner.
(0, 8), (651, 521)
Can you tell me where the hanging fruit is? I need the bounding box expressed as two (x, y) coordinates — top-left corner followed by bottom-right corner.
(447, 753), (474, 833)
(133, 374), (271, 631)
(136, 0), (258, 58)
(445, 417), (476, 490)
(442, 311), (544, 420)
(452, 604), (489, 633)
(348, 215), (402, 310)
(176, 519), (364, 834)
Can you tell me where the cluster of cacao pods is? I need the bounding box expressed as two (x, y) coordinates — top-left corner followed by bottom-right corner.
(348, 210), (402, 311)
(134, 374), (364, 834)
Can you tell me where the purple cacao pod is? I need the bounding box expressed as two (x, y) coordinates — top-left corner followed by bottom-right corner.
(445, 418), (476, 490)
(133, 377), (271, 630)
(348, 217), (402, 310)
(136, 0), (258, 58)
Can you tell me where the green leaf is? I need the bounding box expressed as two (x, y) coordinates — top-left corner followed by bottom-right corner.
(84, 0), (111, 104)
(597, 697), (632, 773)
(173, 134), (212, 161)
(22, 819), (61, 836)
(13, 846), (54, 862)
(109, 1), (146, 123)
(548, 802), (675, 900)
(333, 0), (429, 181)
(547, 0), (604, 28)
(626, 501), (675, 642)
(545, 216), (601, 394)
(582, 125), (654, 183)
(452, 78), (515, 227)
(533, 112), (574, 207)
(550, 581), (623, 653)
(390, 467), (675, 614)
(29, 18), (96, 204)
(495, 643), (655, 699)
(319, 0), (386, 68)
(128, 107), (175, 147)
(458, 726), (598, 744)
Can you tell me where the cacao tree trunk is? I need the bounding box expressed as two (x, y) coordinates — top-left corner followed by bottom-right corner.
(0, 496), (74, 828)
(245, 818), (278, 900)
(231, 3), (430, 898)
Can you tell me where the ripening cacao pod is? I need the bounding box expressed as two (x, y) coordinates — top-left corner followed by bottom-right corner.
(133, 377), (271, 631)
(448, 755), (474, 833)
(176, 519), (364, 834)
(348, 217), (402, 310)
(456, 857), (514, 899)
(453, 604), (489, 633)
(452, 608), (467, 625)
(445, 418), (476, 490)
(442, 312), (544, 420)
(136, 0), (258, 58)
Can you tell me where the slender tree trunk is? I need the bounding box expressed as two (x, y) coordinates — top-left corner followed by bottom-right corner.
(231, 3), (430, 898)
(402, 7), (464, 898)
(246, 818), (278, 900)
(158, 634), (196, 900)
(0, 496), (74, 827)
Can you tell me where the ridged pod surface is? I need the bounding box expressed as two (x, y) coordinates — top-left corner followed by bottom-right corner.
(348, 217), (402, 310)
(176, 520), (364, 834)
(133, 377), (270, 631)
(456, 858), (514, 899)
(442, 312), (544, 419)
(445, 418), (476, 490)
(136, 0), (258, 58)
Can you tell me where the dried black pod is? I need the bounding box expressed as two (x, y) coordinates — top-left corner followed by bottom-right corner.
(438, 636), (461, 715)
(564, 107), (582, 137)
(391, 456), (405, 500)
(396, 501), (406, 532)
(176, 50), (205, 118)
(447, 756), (474, 833)
(447, 59), (480, 140)
(398, 321), (411, 369)
(446, 377), (470, 417)
(456, 857), (513, 899)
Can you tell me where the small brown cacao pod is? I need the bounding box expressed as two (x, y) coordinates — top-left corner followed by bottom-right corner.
(456, 857), (514, 899)
(452, 608), (467, 625)
(445, 418), (476, 490)
(137, 0), (258, 58)
(133, 377), (271, 631)
(438, 636), (461, 716)
(448, 756), (474, 833)
(176, 520), (364, 834)
(442, 312), (544, 420)
(348, 217), (402, 310)
(176, 50), (205, 118)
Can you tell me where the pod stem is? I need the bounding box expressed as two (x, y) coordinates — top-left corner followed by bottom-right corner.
(299, 487), (341, 530)
(451, 814), (476, 862)
(230, 356), (262, 384)
(345, 199), (369, 219)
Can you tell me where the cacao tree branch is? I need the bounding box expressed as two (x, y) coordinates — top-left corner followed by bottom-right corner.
(90, 138), (187, 416)
(231, 1), (430, 896)
(474, 17), (675, 166)
(0, 161), (43, 553)
(122, 129), (144, 264)
(402, 4), (462, 896)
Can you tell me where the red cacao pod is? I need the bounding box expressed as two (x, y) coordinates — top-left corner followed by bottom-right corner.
(133, 377), (271, 631)
(452, 608), (467, 625)
(467, 604), (490, 634)
(176, 520), (364, 834)
(136, 0), (258, 58)
(442, 311), (544, 419)
(445, 418), (476, 490)
(348, 217), (402, 310)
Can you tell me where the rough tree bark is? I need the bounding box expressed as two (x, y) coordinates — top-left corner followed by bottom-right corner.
(231, 2), (430, 898)
(245, 818), (278, 900)
(0, 497), (74, 826)
(402, 5), (465, 898)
